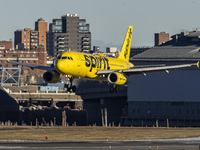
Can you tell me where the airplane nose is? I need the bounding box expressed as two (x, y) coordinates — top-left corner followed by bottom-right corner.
(56, 60), (65, 73)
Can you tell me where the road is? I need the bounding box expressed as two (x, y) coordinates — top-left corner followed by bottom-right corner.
(0, 137), (200, 150)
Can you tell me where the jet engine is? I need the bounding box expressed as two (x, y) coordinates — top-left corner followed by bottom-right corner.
(43, 71), (60, 83)
(108, 72), (126, 85)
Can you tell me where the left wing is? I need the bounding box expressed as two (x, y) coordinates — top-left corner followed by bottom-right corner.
(97, 62), (199, 75)
(7, 58), (55, 71)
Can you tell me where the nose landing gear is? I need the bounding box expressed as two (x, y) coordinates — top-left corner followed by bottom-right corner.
(64, 76), (76, 93)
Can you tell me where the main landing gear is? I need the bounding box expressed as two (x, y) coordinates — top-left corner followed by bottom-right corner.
(65, 76), (76, 93)
(110, 85), (119, 93)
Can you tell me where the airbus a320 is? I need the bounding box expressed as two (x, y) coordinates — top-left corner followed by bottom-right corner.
(7, 26), (199, 93)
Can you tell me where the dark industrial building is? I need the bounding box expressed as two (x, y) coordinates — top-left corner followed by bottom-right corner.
(47, 14), (91, 56)
(123, 29), (200, 127)
(0, 87), (19, 122)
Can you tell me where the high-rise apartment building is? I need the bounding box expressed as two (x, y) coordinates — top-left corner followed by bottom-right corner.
(14, 18), (47, 50)
(35, 18), (48, 49)
(47, 14), (91, 56)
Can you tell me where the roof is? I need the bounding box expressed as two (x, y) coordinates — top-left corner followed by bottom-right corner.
(185, 31), (200, 38)
(132, 37), (200, 61)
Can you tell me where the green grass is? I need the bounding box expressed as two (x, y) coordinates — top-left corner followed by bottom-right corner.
(0, 126), (200, 141)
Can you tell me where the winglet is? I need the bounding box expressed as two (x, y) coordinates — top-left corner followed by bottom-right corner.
(197, 61), (199, 68)
(6, 58), (10, 62)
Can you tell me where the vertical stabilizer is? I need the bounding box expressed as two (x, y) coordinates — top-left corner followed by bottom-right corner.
(117, 26), (133, 61)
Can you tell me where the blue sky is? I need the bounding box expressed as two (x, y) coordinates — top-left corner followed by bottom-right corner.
(1, 0), (200, 51)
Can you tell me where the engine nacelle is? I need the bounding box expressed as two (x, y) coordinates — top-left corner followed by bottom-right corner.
(43, 71), (60, 83)
(108, 72), (126, 85)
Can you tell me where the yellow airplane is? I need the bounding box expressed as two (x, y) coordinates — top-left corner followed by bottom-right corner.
(7, 26), (199, 93)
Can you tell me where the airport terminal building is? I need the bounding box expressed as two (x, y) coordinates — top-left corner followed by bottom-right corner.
(122, 30), (200, 127)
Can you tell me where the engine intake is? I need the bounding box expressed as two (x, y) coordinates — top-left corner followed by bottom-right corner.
(108, 72), (126, 85)
(43, 71), (60, 83)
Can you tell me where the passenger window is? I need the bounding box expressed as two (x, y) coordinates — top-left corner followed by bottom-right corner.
(70, 57), (73, 60)
(57, 56), (61, 59)
(62, 57), (67, 59)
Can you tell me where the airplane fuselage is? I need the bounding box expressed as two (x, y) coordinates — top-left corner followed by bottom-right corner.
(55, 51), (134, 79)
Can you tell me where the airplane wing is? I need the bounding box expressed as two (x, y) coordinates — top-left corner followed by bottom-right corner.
(96, 62), (198, 75)
(7, 59), (55, 71)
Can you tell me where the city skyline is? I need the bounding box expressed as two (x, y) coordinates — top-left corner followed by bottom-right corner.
(1, 0), (200, 51)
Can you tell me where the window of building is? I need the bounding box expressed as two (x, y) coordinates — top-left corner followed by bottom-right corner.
(26, 60), (29, 63)
(12, 54), (18, 57)
(33, 61), (36, 63)
(0, 60), (2, 63)
(33, 54), (36, 57)
(20, 54), (24, 57)
(24, 39), (26, 41)
(26, 54), (30, 57)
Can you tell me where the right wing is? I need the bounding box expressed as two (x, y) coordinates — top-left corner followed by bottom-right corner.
(7, 58), (55, 71)
(97, 62), (199, 75)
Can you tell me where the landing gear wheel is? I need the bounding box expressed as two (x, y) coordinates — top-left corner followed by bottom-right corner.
(110, 86), (114, 93)
(110, 85), (119, 93)
(115, 86), (119, 93)
(65, 76), (76, 93)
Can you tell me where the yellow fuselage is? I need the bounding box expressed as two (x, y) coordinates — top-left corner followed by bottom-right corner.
(55, 51), (133, 79)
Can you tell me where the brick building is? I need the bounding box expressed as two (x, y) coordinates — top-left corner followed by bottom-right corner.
(14, 18), (47, 51)
(154, 32), (169, 46)
(0, 45), (47, 84)
(0, 41), (13, 50)
(35, 18), (48, 50)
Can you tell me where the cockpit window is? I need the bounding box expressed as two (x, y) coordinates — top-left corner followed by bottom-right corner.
(57, 55), (61, 59)
(60, 56), (73, 60)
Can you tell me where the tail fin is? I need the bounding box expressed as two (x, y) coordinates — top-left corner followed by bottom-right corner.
(117, 26), (133, 62)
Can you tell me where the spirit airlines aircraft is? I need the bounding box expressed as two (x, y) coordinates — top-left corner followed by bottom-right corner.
(7, 26), (199, 93)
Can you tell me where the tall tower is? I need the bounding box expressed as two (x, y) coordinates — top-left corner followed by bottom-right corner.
(47, 14), (91, 56)
(14, 18), (48, 51)
(35, 18), (48, 50)
(14, 27), (31, 50)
